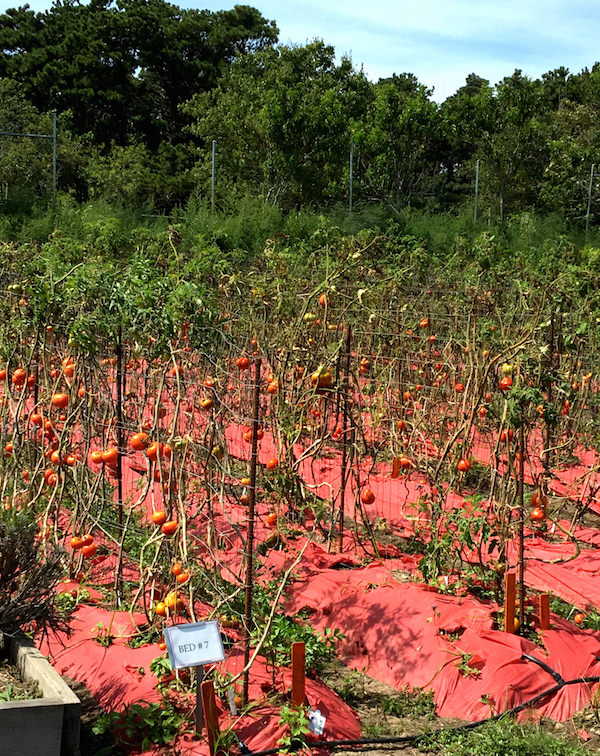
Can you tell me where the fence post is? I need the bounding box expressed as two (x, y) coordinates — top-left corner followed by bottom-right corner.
(211, 139), (216, 212)
(349, 138), (354, 216)
(586, 163), (595, 239)
(291, 642), (306, 707)
(52, 110), (57, 209)
(243, 356), (261, 703)
(474, 159), (480, 221)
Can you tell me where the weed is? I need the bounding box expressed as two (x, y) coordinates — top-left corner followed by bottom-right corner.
(277, 704), (311, 754)
(416, 716), (588, 755)
(92, 701), (186, 751)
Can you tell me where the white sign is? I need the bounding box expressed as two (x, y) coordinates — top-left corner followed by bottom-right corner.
(309, 709), (326, 736)
(163, 621), (225, 669)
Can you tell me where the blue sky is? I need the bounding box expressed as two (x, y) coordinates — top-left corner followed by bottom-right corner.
(7, 0), (600, 100)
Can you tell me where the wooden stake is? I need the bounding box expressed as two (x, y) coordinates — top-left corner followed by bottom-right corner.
(195, 666), (204, 733)
(114, 323), (124, 604)
(539, 594), (550, 630)
(339, 326), (352, 552)
(291, 642), (306, 707)
(243, 357), (261, 703)
(201, 679), (221, 756)
(518, 400), (526, 632)
(504, 572), (516, 633)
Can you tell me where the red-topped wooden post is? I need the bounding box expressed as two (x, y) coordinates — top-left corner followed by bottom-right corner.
(291, 642), (306, 707)
(539, 593), (550, 630)
(504, 572), (516, 633)
(201, 679), (222, 756)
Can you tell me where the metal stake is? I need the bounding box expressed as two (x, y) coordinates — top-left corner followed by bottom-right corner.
(52, 111), (57, 209)
(211, 139), (216, 212)
(243, 357), (261, 703)
(349, 138), (354, 216)
(474, 159), (480, 221)
(586, 163), (595, 239)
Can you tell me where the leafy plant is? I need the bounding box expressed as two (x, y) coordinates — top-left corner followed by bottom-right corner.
(92, 701), (186, 751)
(277, 704), (311, 754)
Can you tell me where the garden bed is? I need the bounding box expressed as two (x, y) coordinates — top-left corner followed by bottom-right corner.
(0, 633), (81, 756)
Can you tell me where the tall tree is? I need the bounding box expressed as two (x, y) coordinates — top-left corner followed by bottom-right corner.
(0, 1), (277, 147)
(183, 40), (371, 207)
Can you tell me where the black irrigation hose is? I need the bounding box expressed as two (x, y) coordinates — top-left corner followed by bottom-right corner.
(235, 655), (600, 756)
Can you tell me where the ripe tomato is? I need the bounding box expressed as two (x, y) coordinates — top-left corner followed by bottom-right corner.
(266, 457), (279, 471)
(161, 520), (177, 536)
(90, 450), (103, 465)
(419, 317), (430, 329)
(51, 393), (69, 409)
(265, 512), (277, 527)
(267, 379), (280, 394)
(399, 457), (413, 470)
(154, 601), (167, 617)
(574, 612), (585, 625)
(31, 413), (43, 427)
(500, 429), (514, 443)
(70, 536), (84, 550)
(81, 543), (97, 558)
(11, 368), (26, 386)
(457, 458), (471, 472)
(130, 432), (149, 451)
(165, 590), (184, 612)
(152, 510), (167, 525)
(498, 376), (513, 391)
(146, 441), (164, 461)
(102, 448), (118, 467)
(171, 562), (183, 576)
(176, 572), (190, 585)
(531, 507), (545, 522)
(455, 382), (465, 393)
(361, 488), (375, 505)
(235, 356), (250, 371)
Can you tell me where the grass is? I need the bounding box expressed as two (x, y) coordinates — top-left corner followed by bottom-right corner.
(417, 716), (589, 755)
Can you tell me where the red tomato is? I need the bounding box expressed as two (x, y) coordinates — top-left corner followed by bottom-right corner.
(361, 488), (375, 505)
(152, 510), (167, 525)
(161, 520), (178, 536)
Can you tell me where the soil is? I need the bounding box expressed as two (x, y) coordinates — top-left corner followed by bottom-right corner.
(0, 657), (41, 701)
